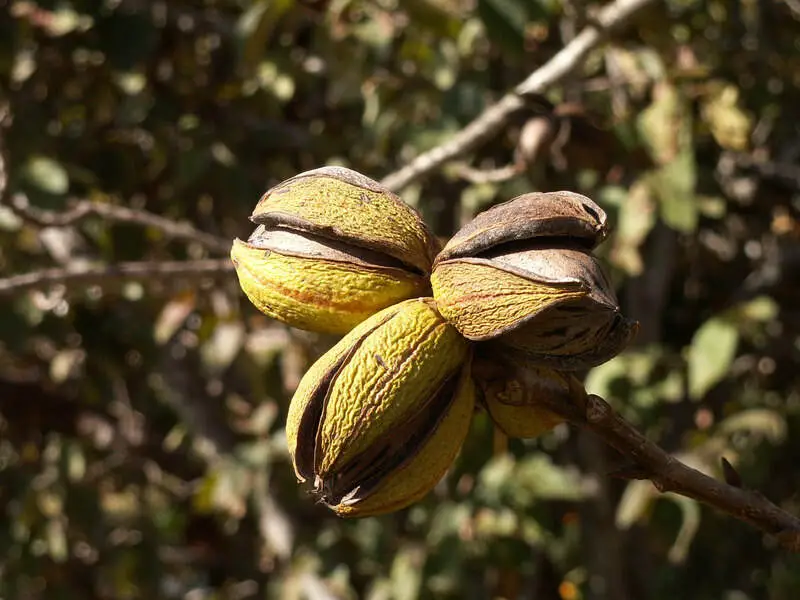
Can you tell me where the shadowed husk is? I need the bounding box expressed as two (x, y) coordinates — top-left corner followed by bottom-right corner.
(432, 191), (637, 370)
(473, 352), (576, 439)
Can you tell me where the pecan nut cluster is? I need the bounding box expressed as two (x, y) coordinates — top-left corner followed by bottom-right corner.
(231, 167), (637, 517)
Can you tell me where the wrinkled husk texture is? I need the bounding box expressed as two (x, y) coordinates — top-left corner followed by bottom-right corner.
(432, 191), (637, 370)
(286, 299), (474, 517)
(232, 167), (437, 334)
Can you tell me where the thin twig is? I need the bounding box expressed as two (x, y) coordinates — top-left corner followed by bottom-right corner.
(785, 0), (800, 19)
(8, 194), (232, 254)
(379, 0), (658, 192)
(1, 105), (232, 296)
(0, 259), (235, 297)
(727, 153), (800, 187)
(452, 162), (522, 184)
(541, 389), (800, 552)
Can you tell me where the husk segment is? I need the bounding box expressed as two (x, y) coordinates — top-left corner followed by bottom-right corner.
(252, 166), (440, 273)
(434, 190), (608, 264)
(286, 304), (400, 482)
(473, 352), (573, 439)
(432, 192), (637, 370)
(495, 303), (639, 370)
(285, 298), (474, 518)
(432, 247), (631, 361)
(431, 258), (587, 340)
(333, 361), (475, 517)
(232, 166), (439, 334)
(231, 230), (428, 334)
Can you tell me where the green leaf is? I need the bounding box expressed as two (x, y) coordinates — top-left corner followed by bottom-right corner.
(477, 0), (551, 56)
(404, 0), (462, 37)
(201, 321), (246, 372)
(686, 317), (739, 399)
(153, 292), (197, 345)
(615, 479), (656, 529)
(735, 296), (778, 323)
(701, 83), (753, 151)
(652, 151), (698, 233)
(612, 178), (657, 275)
(717, 409), (787, 444)
(638, 81), (698, 232)
(616, 480), (701, 564)
(667, 495), (701, 564)
(476, 453), (593, 508)
(477, 0), (526, 52)
(23, 156), (69, 195)
(390, 546), (424, 600)
(45, 519), (68, 563)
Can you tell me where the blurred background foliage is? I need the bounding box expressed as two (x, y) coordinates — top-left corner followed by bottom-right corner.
(1, 0), (800, 598)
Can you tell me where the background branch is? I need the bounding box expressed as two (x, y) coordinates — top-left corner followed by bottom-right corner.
(379, 0), (657, 192)
(452, 162), (522, 184)
(0, 107), (233, 297)
(8, 194), (232, 254)
(0, 259), (235, 297)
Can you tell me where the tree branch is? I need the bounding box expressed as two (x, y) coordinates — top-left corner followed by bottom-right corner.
(8, 194), (232, 254)
(785, 0), (800, 19)
(0, 259), (235, 297)
(452, 162), (522, 184)
(379, 0), (657, 192)
(542, 388), (800, 552)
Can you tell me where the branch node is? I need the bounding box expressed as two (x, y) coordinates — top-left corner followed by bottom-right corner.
(585, 393), (611, 424)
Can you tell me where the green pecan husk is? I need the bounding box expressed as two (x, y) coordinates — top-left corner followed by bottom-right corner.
(286, 298), (475, 517)
(231, 167), (439, 334)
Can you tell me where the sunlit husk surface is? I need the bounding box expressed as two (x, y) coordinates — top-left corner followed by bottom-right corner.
(286, 298), (475, 517)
